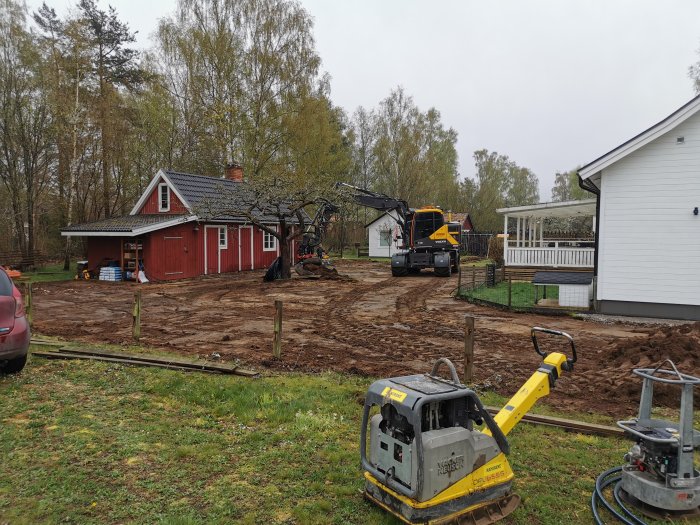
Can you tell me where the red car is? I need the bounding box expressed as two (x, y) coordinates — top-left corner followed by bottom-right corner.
(0, 268), (30, 374)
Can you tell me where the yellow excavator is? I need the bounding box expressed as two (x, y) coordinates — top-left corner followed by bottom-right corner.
(360, 327), (577, 524)
(337, 183), (461, 277)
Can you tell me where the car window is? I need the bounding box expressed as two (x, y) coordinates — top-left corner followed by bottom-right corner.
(0, 270), (13, 296)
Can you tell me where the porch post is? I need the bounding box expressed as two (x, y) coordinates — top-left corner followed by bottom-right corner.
(540, 219), (544, 246)
(516, 217), (521, 247)
(503, 214), (508, 266)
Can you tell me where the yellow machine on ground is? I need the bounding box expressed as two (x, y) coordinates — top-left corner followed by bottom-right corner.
(360, 327), (577, 524)
(337, 183), (461, 277)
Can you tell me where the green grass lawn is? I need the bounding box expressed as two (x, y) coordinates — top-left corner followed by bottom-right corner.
(462, 281), (558, 309)
(15, 262), (75, 284)
(0, 348), (662, 525)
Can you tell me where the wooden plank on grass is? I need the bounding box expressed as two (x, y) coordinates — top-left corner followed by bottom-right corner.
(30, 339), (65, 347)
(485, 406), (623, 438)
(56, 346), (258, 377)
(32, 351), (217, 374)
(33, 348), (258, 377)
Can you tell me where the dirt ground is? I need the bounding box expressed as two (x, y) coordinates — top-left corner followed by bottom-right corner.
(32, 260), (698, 418)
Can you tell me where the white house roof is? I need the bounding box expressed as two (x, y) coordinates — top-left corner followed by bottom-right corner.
(496, 199), (597, 219)
(579, 94), (700, 179)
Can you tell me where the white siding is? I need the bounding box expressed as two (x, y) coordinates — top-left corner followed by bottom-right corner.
(597, 111), (700, 306)
(367, 212), (402, 258)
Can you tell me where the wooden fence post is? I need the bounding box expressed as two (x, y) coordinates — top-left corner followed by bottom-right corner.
(132, 291), (141, 342)
(508, 277), (512, 308)
(457, 262), (462, 295)
(471, 265), (476, 289)
(501, 265), (506, 283)
(464, 315), (475, 383)
(273, 300), (283, 359)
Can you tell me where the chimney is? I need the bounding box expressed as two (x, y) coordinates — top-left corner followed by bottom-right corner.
(224, 161), (244, 182)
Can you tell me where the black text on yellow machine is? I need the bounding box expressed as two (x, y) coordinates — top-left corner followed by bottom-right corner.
(360, 327), (577, 524)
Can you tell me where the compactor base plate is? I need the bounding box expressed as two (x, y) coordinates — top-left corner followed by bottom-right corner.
(618, 488), (700, 521)
(364, 490), (520, 525)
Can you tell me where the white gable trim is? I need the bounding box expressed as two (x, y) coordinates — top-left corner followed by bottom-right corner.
(579, 95), (700, 179)
(130, 169), (192, 215)
(365, 210), (400, 229)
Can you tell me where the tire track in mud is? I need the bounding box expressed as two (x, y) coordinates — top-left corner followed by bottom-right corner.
(33, 261), (666, 416)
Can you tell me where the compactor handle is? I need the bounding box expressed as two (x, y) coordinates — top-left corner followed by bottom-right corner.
(429, 358), (463, 386)
(531, 327), (577, 370)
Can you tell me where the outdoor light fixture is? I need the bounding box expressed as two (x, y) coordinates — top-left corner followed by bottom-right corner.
(694, 207), (699, 216)
(193, 223), (200, 232)
(677, 136), (685, 144)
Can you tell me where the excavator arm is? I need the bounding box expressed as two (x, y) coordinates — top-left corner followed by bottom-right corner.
(298, 199), (339, 258)
(336, 183), (410, 242)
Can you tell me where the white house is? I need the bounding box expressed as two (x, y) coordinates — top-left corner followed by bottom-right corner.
(366, 211), (402, 257)
(579, 94), (700, 320)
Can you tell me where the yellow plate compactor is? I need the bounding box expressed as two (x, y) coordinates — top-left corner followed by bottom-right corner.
(360, 327), (577, 524)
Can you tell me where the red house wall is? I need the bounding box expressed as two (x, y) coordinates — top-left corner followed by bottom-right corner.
(219, 226), (240, 273)
(253, 225), (279, 269)
(139, 179), (188, 214)
(462, 216), (474, 232)
(86, 222), (286, 282)
(87, 237), (122, 270)
(143, 222), (202, 280)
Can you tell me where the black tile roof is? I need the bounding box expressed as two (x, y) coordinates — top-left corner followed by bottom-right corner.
(62, 214), (189, 233)
(163, 170), (310, 223)
(532, 271), (593, 286)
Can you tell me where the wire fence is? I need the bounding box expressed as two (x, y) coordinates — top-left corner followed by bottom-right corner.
(456, 264), (563, 312)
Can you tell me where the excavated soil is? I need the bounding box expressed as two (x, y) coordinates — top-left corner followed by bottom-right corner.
(32, 260), (698, 418)
(593, 322), (700, 408)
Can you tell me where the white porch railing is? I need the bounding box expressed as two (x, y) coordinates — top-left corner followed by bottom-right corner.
(505, 240), (594, 268)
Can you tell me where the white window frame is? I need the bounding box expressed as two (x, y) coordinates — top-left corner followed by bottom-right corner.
(379, 230), (391, 247)
(158, 183), (170, 212)
(218, 226), (227, 249)
(263, 228), (277, 252)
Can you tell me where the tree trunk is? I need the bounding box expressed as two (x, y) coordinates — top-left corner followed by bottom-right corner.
(64, 66), (81, 271)
(279, 220), (291, 279)
(25, 190), (35, 270)
(99, 53), (111, 218)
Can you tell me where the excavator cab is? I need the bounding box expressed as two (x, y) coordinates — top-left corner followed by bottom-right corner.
(410, 209), (445, 246)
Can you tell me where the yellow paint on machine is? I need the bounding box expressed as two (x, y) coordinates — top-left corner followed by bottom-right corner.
(485, 352), (568, 437)
(380, 387), (408, 403)
(428, 224), (459, 246)
(364, 453), (514, 510)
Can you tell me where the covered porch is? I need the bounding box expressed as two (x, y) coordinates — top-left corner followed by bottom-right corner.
(497, 199), (597, 268)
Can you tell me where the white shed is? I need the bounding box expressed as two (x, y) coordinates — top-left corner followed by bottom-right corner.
(579, 94), (700, 320)
(365, 211), (402, 258)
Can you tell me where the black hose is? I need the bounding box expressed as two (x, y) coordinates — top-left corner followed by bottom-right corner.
(591, 466), (648, 525)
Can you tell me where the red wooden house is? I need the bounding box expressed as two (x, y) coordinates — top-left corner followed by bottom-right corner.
(448, 212), (475, 233)
(62, 166), (297, 281)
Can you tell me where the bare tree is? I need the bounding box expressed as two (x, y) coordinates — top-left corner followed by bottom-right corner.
(0, 0), (52, 266)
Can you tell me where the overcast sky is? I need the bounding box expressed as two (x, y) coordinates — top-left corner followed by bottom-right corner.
(28, 0), (700, 199)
